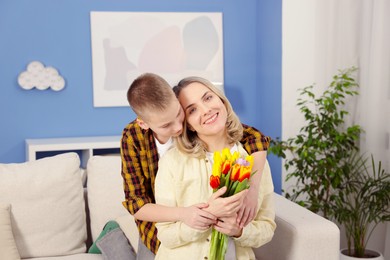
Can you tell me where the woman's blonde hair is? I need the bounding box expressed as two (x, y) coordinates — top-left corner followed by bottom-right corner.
(173, 77), (243, 158)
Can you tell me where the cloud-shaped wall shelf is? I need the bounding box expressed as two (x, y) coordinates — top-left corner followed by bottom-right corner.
(18, 61), (65, 91)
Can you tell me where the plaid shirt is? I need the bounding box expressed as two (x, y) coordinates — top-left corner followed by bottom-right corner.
(120, 119), (270, 254)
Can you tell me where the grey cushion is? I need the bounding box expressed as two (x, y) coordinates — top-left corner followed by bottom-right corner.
(96, 228), (136, 260)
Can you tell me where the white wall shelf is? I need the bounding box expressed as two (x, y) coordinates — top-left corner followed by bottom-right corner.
(25, 136), (121, 168)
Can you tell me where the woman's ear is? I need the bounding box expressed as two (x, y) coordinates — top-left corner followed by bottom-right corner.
(136, 118), (150, 130)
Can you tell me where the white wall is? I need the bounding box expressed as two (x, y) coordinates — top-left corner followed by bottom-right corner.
(282, 0), (389, 257)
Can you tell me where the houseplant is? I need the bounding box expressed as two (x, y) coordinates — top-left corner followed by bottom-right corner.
(269, 67), (390, 258)
(333, 153), (389, 259)
(269, 67), (361, 218)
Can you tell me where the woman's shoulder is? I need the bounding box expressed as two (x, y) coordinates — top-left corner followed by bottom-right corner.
(160, 146), (204, 166)
(236, 142), (249, 155)
(160, 146), (188, 163)
(164, 145), (182, 156)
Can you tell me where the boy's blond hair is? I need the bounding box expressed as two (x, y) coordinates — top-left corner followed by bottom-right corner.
(173, 76), (243, 158)
(127, 73), (176, 121)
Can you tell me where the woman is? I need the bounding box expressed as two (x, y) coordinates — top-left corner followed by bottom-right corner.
(155, 77), (276, 259)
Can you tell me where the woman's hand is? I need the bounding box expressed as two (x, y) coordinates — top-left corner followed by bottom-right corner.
(205, 187), (248, 218)
(180, 203), (217, 230)
(213, 214), (242, 237)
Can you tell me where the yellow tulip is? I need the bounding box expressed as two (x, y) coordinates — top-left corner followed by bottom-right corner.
(232, 151), (240, 162)
(222, 148), (231, 161)
(213, 151), (222, 165)
(212, 161), (221, 177)
(245, 155), (254, 169)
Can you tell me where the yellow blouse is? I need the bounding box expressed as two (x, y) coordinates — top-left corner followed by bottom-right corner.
(155, 144), (276, 260)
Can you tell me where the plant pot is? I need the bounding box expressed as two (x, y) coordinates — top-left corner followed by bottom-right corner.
(340, 248), (384, 259)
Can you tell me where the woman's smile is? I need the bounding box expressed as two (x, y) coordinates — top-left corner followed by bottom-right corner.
(203, 112), (219, 125)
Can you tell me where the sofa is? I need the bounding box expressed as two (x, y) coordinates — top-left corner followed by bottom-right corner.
(0, 152), (340, 260)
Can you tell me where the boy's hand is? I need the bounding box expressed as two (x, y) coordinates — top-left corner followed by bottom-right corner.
(181, 203), (217, 230)
(237, 186), (258, 227)
(205, 187), (248, 218)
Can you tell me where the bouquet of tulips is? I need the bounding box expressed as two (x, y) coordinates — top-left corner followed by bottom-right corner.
(209, 148), (255, 260)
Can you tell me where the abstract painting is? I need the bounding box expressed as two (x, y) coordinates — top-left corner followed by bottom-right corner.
(90, 11), (224, 107)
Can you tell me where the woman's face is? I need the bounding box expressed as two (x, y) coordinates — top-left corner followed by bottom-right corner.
(178, 82), (228, 138)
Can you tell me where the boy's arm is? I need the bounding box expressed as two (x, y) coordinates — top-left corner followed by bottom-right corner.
(239, 124), (270, 227)
(238, 151), (266, 227)
(120, 128), (153, 218)
(240, 124), (270, 154)
(135, 203), (216, 230)
(233, 160), (276, 248)
(214, 161), (275, 243)
(121, 127), (216, 229)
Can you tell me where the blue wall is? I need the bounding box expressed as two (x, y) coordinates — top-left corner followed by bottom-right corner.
(0, 0), (282, 193)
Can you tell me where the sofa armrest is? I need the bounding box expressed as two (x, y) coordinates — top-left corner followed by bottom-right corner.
(254, 193), (340, 260)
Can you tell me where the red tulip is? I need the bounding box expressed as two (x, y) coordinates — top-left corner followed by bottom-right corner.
(230, 164), (241, 181)
(221, 160), (231, 174)
(210, 175), (220, 189)
(238, 166), (251, 182)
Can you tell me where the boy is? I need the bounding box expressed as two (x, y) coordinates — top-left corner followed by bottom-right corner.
(121, 73), (269, 259)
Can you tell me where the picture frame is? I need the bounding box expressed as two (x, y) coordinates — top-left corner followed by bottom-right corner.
(90, 11), (224, 107)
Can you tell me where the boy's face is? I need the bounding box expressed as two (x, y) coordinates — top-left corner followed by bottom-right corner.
(137, 99), (185, 143)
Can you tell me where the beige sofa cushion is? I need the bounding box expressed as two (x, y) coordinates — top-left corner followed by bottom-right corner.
(23, 254), (103, 260)
(86, 155), (139, 251)
(0, 202), (21, 260)
(0, 153), (87, 258)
